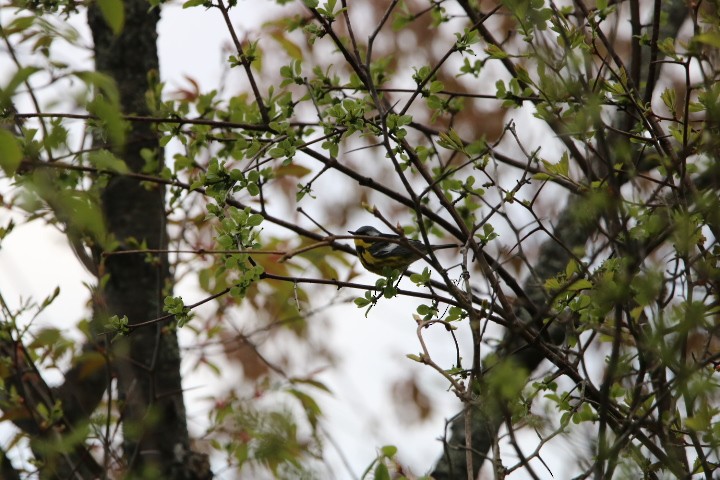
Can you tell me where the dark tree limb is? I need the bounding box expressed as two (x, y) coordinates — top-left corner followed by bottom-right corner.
(0, 337), (104, 479)
(87, 0), (210, 477)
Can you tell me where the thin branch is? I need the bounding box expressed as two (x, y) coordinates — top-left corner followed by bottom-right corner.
(214, 0), (270, 123)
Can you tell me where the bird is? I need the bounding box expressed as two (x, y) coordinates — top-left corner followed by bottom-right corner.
(348, 225), (457, 275)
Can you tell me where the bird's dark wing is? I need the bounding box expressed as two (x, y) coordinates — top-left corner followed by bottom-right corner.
(367, 239), (402, 258)
(369, 235), (426, 258)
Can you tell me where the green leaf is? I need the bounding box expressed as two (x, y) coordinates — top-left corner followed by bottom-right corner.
(485, 358), (527, 400)
(5, 16), (35, 34)
(88, 149), (129, 173)
(40, 286), (61, 308)
(660, 88), (676, 113)
(287, 388), (322, 428)
(106, 315), (130, 335)
(97, 0), (125, 35)
(78, 72), (125, 146)
(28, 327), (61, 348)
(247, 182), (260, 196)
(247, 213), (264, 226)
(354, 297), (370, 307)
(565, 259), (578, 277)
(269, 147), (285, 158)
(0, 130), (22, 175)
(275, 163), (311, 178)
(379, 445), (397, 457)
(182, 0), (207, 7)
(270, 31), (303, 61)
(544, 277), (562, 291)
(289, 377), (332, 393)
(485, 44), (509, 59)
(693, 31), (720, 48)
(437, 128), (466, 153)
(567, 278), (593, 291)
(374, 463), (390, 480)
(1, 67), (40, 107)
(429, 80), (444, 93)
(542, 151), (570, 177)
(572, 403), (597, 423)
(410, 267), (431, 286)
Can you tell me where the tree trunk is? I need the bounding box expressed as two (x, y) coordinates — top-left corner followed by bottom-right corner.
(87, 2), (208, 478)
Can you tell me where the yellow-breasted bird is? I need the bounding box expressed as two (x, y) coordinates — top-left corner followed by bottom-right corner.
(348, 225), (457, 275)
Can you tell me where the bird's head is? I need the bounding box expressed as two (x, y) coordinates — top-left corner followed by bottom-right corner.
(348, 226), (383, 237)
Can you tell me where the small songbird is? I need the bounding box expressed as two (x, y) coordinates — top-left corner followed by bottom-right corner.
(348, 225), (456, 275)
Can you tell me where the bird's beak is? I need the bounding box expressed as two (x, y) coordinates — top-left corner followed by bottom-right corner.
(347, 230), (355, 235)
